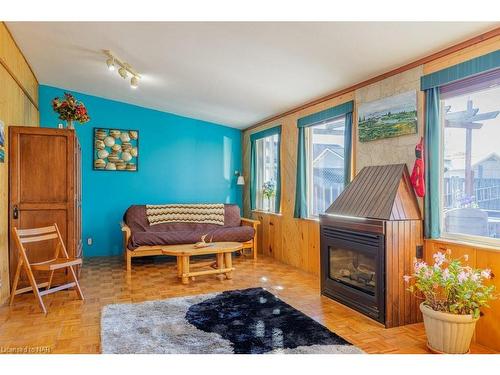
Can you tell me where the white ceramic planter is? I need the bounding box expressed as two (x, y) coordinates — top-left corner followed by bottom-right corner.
(420, 303), (479, 354)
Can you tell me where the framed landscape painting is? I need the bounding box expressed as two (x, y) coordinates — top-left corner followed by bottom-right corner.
(93, 128), (139, 171)
(358, 90), (417, 142)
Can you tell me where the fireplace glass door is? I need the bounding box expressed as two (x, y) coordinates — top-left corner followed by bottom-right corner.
(320, 226), (385, 324)
(329, 247), (376, 296)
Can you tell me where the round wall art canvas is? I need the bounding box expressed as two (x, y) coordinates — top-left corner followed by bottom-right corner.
(93, 128), (139, 171)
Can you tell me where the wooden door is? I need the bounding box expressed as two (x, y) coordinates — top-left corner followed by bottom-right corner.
(9, 126), (77, 286)
(75, 138), (82, 275)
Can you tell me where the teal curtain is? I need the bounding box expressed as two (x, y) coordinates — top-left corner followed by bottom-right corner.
(275, 135), (281, 213)
(294, 101), (354, 218)
(294, 126), (308, 218)
(421, 50), (500, 90)
(424, 87), (441, 239)
(250, 139), (257, 210)
(343, 112), (353, 187)
(250, 125), (282, 213)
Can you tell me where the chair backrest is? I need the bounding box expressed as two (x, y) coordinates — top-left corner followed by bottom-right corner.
(12, 224), (66, 265)
(14, 225), (59, 245)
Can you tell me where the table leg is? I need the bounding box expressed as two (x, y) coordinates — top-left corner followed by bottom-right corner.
(224, 252), (233, 280)
(176, 256), (182, 278)
(181, 255), (190, 285)
(216, 253), (224, 280)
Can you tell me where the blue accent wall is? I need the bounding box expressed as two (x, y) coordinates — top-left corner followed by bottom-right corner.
(39, 85), (242, 257)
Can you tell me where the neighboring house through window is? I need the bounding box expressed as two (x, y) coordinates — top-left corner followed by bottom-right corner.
(306, 115), (346, 217)
(441, 69), (500, 244)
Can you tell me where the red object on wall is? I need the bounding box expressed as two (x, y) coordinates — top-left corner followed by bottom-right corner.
(411, 137), (425, 197)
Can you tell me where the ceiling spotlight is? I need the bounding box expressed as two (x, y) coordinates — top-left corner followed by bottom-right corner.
(118, 67), (128, 79)
(130, 76), (139, 89)
(106, 58), (115, 71)
(103, 50), (141, 87)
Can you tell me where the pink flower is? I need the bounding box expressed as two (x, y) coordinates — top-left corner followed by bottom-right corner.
(481, 269), (492, 279)
(403, 275), (411, 283)
(414, 261), (427, 273)
(433, 252), (446, 266)
(470, 272), (480, 282)
(458, 271), (468, 283)
(424, 268), (434, 278)
(442, 268), (451, 281)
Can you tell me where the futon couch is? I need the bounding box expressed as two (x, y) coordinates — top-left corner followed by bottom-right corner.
(121, 204), (259, 271)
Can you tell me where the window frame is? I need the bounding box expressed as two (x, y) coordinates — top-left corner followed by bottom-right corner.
(254, 134), (279, 212)
(305, 115), (347, 219)
(439, 74), (500, 248)
(250, 125), (282, 214)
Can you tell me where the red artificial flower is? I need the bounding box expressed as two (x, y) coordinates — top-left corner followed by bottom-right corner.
(51, 93), (90, 124)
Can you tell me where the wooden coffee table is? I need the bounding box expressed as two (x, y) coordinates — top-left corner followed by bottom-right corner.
(162, 242), (243, 284)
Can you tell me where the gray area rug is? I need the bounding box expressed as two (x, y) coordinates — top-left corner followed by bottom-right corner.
(101, 287), (363, 354)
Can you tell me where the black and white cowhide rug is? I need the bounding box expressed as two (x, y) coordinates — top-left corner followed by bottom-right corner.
(101, 287), (363, 354)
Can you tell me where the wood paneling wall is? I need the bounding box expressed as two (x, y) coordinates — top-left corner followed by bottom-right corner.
(423, 34), (500, 75)
(0, 23), (38, 108)
(425, 239), (500, 351)
(0, 22), (39, 305)
(385, 220), (423, 328)
(243, 92), (355, 275)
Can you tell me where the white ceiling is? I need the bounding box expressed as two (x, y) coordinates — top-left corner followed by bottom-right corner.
(7, 22), (498, 129)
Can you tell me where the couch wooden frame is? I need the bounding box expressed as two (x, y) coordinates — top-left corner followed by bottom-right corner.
(121, 218), (260, 271)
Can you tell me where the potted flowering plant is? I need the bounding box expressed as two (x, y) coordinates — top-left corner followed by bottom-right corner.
(52, 93), (90, 129)
(404, 250), (495, 354)
(262, 180), (276, 211)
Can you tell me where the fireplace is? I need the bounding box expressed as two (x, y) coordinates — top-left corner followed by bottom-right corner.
(319, 164), (423, 328)
(321, 226), (385, 323)
(330, 248), (376, 295)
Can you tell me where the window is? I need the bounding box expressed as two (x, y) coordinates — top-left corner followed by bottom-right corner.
(441, 69), (500, 244)
(306, 116), (346, 217)
(252, 129), (280, 212)
(255, 134), (279, 211)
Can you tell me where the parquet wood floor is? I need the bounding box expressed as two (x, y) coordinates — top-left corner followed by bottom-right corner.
(0, 255), (496, 354)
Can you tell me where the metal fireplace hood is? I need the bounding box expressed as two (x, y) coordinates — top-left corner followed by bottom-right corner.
(323, 164), (421, 221)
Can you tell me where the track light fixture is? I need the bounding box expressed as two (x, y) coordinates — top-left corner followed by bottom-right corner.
(130, 76), (139, 89)
(103, 50), (141, 89)
(106, 58), (115, 71)
(118, 67), (128, 79)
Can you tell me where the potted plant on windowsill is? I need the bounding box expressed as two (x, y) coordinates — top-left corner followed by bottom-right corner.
(52, 92), (90, 129)
(404, 250), (495, 354)
(262, 180), (276, 212)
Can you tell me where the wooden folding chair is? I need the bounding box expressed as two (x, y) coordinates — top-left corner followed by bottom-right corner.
(10, 224), (84, 314)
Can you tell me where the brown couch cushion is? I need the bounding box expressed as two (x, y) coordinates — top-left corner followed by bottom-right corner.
(124, 204), (253, 250)
(128, 226), (255, 249)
